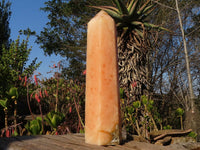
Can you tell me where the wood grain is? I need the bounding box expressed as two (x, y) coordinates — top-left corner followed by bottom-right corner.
(0, 133), (197, 150)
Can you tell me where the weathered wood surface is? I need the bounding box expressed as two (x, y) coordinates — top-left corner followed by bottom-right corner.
(0, 134), (199, 150)
(149, 129), (192, 140)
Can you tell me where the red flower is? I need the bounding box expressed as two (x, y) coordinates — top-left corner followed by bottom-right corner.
(19, 75), (22, 81)
(34, 75), (38, 86)
(82, 70), (86, 75)
(24, 76), (27, 86)
(6, 129), (10, 137)
(69, 106), (72, 113)
(44, 89), (48, 97)
(131, 81), (137, 88)
(39, 90), (43, 98)
(35, 93), (40, 103)
(30, 93), (33, 99)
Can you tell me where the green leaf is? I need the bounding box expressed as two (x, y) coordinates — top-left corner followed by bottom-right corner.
(12, 130), (19, 137)
(142, 98), (148, 105)
(45, 111), (64, 129)
(149, 100), (154, 105)
(25, 117), (42, 135)
(135, 28), (144, 37)
(0, 99), (8, 108)
(131, 21), (143, 26)
(143, 4), (155, 15)
(127, 0), (136, 12)
(137, 0), (151, 15)
(8, 87), (18, 99)
(188, 132), (197, 138)
(139, 4), (156, 20)
(133, 101), (141, 109)
(176, 107), (184, 116)
(79, 129), (85, 133)
(119, 88), (124, 99)
(143, 22), (171, 32)
(128, 0), (139, 17)
(90, 6), (119, 14)
(111, 0), (128, 15)
(90, 6), (122, 23)
(30, 120), (41, 135)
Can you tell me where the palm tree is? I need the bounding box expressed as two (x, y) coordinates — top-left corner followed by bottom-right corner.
(93, 0), (167, 101)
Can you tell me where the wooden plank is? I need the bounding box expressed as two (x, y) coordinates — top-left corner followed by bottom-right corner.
(0, 134), (115, 150)
(0, 136), (41, 150)
(0, 134), (195, 150)
(16, 136), (66, 150)
(41, 135), (97, 150)
(54, 134), (112, 150)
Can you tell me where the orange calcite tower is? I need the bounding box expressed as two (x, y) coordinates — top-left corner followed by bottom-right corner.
(85, 11), (121, 145)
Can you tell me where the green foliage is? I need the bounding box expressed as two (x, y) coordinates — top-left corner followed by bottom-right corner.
(8, 87), (18, 99)
(0, 36), (41, 98)
(132, 101), (141, 109)
(141, 95), (148, 105)
(123, 95), (162, 138)
(0, 87), (18, 110)
(79, 128), (85, 133)
(0, 0), (11, 54)
(176, 107), (184, 117)
(25, 117), (43, 135)
(12, 130), (19, 137)
(37, 0), (112, 79)
(188, 131), (197, 138)
(92, 0), (169, 35)
(0, 87), (18, 109)
(120, 88), (125, 99)
(40, 76), (85, 133)
(45, 111), (65, 129)
(163, 125), (172, 130)
(0, 98), (8, 109)
(0, 36), (41, 132)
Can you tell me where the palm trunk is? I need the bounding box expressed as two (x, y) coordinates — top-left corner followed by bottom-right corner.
(117, 30), (150, 101)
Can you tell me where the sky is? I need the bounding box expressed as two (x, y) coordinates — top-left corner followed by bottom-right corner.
(9, 0), (63, 79)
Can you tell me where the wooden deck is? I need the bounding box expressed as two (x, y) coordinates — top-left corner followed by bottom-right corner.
(0, 134), (198, 150)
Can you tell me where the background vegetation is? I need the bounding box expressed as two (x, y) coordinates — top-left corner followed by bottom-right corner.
(0, 0), (199, 141)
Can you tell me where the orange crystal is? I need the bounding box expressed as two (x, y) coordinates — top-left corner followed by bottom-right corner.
(85, 11), (121, 145)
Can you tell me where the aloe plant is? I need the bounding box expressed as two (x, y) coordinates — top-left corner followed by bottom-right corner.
(8, 87), (18, 132)
(92, 0), (169, 101)
(0, 87), (19, 130)
(25, 117), (43, 135)
(8, 87), (18, 99)
(92, 0), (168, 32)
(45, 111), (65, 131)
(0, 98), (8, 129)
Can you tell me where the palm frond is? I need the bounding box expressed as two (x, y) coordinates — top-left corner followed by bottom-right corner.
(90, 6), (122, 22)
(128, 0), (139, 17)
(139, 4), (156, 20)
(127, 0), (136, 12)
(111, 0), (128, 15)
(143, 22), (171, 32)
(137, 0), (151, 15)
